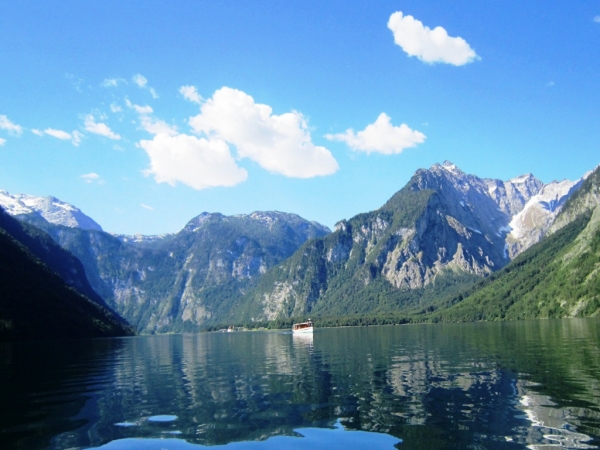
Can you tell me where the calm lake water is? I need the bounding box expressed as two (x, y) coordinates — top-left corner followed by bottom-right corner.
(1, 319), (600, 449)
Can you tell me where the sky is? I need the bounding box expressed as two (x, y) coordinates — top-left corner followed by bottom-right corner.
(1, 1), (599, 235)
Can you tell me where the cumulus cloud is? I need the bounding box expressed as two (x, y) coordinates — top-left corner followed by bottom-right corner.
(0, 115), (24, 135)
(189, 87), (339, 178)
(140, 133), (248, 190)
(83, 114), (121, 140)
(180, 85), (203, 104)
(0, 138), (6, 146)
(326, 113), (426, 155)
(110, 103), (123, 113)
(132, 74), (158, 98)
(388, 11), (478, 65)
(80, 172), (103, 184)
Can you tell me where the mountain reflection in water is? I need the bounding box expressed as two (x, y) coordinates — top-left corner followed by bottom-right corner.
(1, 319), (600, 449)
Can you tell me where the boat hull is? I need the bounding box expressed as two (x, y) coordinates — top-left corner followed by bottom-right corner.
(292, 326), (313, 334)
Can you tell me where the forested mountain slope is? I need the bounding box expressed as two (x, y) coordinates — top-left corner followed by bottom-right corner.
(0, 208), (111, 309)
(0, 209), (133, 341)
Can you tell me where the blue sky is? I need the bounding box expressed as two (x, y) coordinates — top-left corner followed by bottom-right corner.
(1, 1), (599, 235)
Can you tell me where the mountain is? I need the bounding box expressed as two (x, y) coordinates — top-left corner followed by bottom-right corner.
(4, 161), (590, 332)
(0, 207), (110, 308)
(25, 211), (330, 333)
(427, 164), (600, 321)
(0, 190), (102, 231)
(505, 177), (586, 258)
(229, 162), (579, 323)
(112, 232), (174, 248)
(0, 208), (133, 341)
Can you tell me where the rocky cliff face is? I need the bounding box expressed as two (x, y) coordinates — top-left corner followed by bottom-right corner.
(548, 167), (600, 233)
(484, 173), (544, 217)
(436, 165), (600, 322)
(505, 178), (586, 258)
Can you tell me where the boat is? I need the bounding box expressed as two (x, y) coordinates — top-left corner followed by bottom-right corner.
(292, 319), (313, 334)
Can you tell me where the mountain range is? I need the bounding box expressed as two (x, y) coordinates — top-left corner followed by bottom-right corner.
(1, 160), (597, 336)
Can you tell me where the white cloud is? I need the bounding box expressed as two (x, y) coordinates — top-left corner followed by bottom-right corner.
(130, 103), (153, 116)
(388, 11), (479, 66)
(132, 74), (158, 98)
(189, 87), (339, 178)
(325, 113), (426, 155)
(44, 128), (71, 140)
(180, 85), (203, 104)
(33, 128), (83, 146)
(141, 203), (154, 210)
(80, 172), (103, 184)
(140, 116), (178, 136)
(594, 16), (600, 23)
(71, 130), (83, 147)
(135, 105), (154, 115)
(110, 103), (123, 113)
(140, 133), (248, 190)
(126, 99), (177, 136)
(0, 138), (5, 146)
(132, 74), (148, 88)
(101, 78), (126, 88)
(125, 98), (154, 115)
(0, 115), (24, 135)
(83, 114), (121, 140)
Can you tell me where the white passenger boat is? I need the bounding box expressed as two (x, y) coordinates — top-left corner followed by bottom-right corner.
(292, 319), (313, 334)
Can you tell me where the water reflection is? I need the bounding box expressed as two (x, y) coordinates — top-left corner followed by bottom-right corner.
(89, 420), (401, 449)
(1, 319), (600, 449)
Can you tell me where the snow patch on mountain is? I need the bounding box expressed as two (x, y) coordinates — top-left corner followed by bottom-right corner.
(505, 178), (584, 258)
(113, 233), (173, 246)
(0, 190), (103, 231)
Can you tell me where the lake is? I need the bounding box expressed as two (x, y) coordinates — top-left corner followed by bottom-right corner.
(1, 319), (600, 449)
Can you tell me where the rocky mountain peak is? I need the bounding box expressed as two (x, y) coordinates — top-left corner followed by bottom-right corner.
(485, 173), (544, 217)
(183, 211), (330, 236)
(184, 212), (220, 232)
(439, 160), (464, 175)
(504, 176), (584, 258)
(0, 190), (103, 231)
